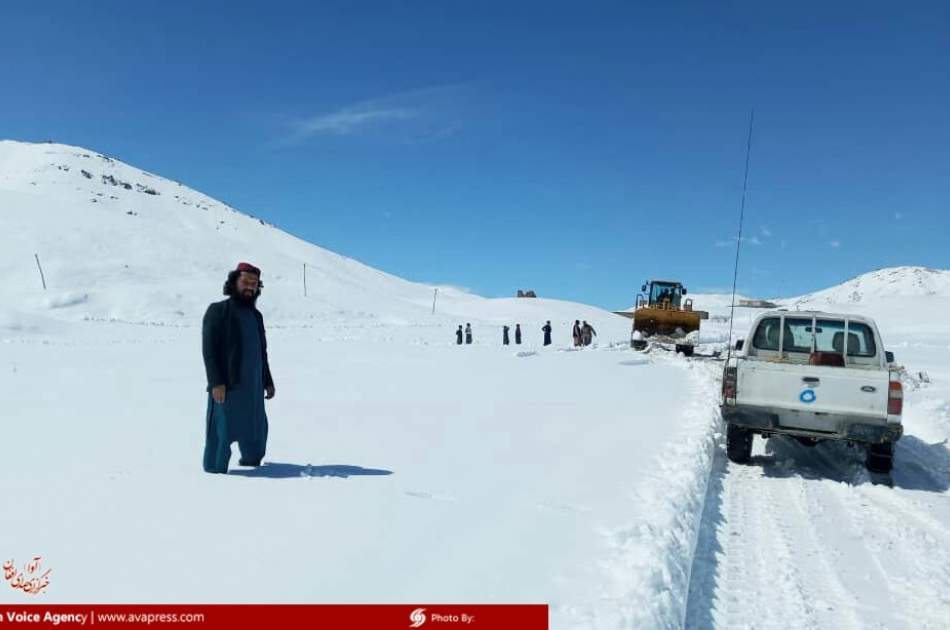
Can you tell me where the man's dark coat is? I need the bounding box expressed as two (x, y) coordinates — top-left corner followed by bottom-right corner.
(202, 297), (274, 391)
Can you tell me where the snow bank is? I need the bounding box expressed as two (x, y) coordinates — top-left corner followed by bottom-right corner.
(564, 358), (723, 629)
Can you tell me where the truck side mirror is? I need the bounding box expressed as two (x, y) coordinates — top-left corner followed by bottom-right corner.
(735, 339), (744, 351)
(885, 351), (894, 363)
(641, 285), (647, 292)
(682, 288), (687, 295)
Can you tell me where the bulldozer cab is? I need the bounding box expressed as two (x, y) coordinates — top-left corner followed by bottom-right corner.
(639, 280), (687, 309)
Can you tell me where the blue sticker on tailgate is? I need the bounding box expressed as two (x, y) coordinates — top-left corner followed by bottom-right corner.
(799, 389), (817, 404)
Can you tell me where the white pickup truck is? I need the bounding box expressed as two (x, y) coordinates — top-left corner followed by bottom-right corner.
(720, 310), (903, 472)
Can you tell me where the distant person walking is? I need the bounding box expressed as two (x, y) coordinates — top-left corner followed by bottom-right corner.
(572, 320), (582, 347)
(542, 321), (552, 346)
(503, 325), (510, 346)
(465, 323), (473, 345)
(582, 320), (597, 346)
(456, 325), (463, 345)
(202, 262), (276, 474)
(515, 324), (522, 345)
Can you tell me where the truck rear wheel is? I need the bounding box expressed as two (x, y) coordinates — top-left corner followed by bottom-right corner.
(866, 442), (894, 473)
(726, 424), (753, 463)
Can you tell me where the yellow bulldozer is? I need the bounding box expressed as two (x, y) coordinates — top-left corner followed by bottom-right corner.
(629, 279), (701, 356)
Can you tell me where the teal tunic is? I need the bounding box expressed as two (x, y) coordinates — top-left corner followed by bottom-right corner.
(203, 303), (269, 473)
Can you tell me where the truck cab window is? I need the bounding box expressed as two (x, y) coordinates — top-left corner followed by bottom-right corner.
(782, 318), (813, 353)
(843, 322), (876, 357)
(815, 319), (846, 354)
(752, 317), (781, 351)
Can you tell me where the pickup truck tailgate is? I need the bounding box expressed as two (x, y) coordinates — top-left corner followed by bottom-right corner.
(736, 360), (889, 418)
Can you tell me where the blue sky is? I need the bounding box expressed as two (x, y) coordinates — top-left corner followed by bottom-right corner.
(2, 1), (948, 308)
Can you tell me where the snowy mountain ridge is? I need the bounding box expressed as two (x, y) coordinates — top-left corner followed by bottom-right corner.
(0, 140), (627, 334)
(688, 266), (950, 317)
(1, 139), (448, 323)
(785, 266), (950, 306)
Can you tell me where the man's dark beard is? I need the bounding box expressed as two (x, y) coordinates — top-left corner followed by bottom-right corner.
(234, 289), (258, 306)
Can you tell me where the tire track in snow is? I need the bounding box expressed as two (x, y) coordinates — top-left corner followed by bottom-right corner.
(716, 461), (818, 630)
(781, 475), (890, 629)
(835, 482), (950, 629)
(687, 431), (950, 629)
(789, 436), (950, 626)
(772, 440), (900, 628)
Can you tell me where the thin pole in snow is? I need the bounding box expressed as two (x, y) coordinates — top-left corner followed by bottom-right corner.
(432, 288), (438, 314)
(303, 263), (308, 297)
(726, 109), (755, 363)
(34, 253), (47, 290)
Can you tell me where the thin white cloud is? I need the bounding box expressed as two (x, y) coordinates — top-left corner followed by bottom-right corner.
(894, 212), (903, 220)
(830, 240), (841, 248)
(283, 83), (474, 145)
(296, 107), (416, 137)
(760, 226), (772, 237)
(715, 236), (762, 248)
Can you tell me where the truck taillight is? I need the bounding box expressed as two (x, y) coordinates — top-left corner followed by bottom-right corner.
(723, 366), (737, 402)
(888, 379), (903, 416)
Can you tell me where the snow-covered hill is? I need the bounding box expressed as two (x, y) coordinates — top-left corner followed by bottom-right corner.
(686, 267), (950, 345)
(688, 267), (950, 315)
(786, 266), (950, 307)
(0, 140), (622, 334)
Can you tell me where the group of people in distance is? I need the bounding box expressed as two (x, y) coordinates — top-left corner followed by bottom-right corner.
(455, 319), (596, 347)
(456, 323), (524, 345)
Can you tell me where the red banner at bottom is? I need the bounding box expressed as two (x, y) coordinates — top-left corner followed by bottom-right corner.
(0, 605), (548, 629)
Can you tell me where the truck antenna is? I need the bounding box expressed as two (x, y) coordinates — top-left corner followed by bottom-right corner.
(726, 109), (755, 361)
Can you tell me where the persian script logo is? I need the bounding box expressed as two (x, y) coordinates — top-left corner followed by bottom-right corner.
(409, 607), (427, 628)
(3, 556), (51, 595)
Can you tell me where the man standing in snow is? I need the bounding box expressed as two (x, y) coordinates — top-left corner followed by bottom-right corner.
(201, 262), (275, 474)
(465, 323), (473, 345)
(515, 324), (522, 345)
(456, 325), (463, 345)
(572, 320), (581, 347)
(542, 321), (552, 346)
(503, 325), (510, 345)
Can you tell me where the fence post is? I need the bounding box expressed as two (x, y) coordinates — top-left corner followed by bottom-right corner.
(34, 254), (47, 290)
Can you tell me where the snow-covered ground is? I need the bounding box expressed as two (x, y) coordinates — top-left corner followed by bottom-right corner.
(0, 141), (715, 628)
(3, 140), (949, 628)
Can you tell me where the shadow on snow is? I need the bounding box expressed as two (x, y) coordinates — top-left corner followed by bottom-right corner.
(229, 462), (394, 479)
(756, 434), (950, 493)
